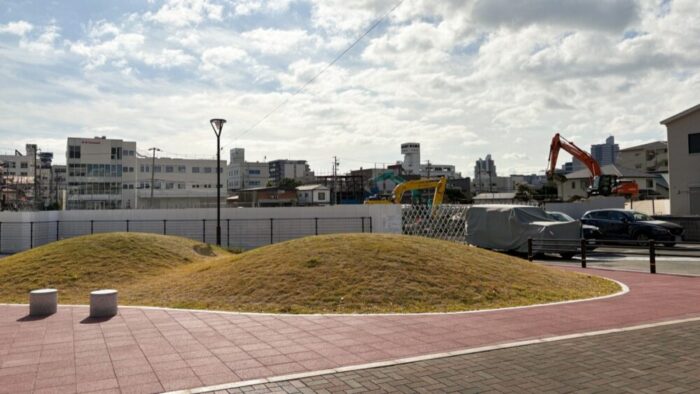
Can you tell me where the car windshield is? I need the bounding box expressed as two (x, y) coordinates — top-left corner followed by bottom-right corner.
(547, 212), (574, 222)
(632, 212), (653, 221)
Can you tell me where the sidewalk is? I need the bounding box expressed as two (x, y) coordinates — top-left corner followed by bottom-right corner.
(220, 319), (700, 393)
(1, 268), (699, 393)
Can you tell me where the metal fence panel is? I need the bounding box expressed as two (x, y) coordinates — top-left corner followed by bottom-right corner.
(401, 204), (469, 242)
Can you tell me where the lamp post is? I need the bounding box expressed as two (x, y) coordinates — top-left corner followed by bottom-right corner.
(210, 118), (226, 246)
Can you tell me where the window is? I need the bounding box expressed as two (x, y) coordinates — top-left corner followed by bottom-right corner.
(165, 166), (174, 173)
(111, 147), (122, 160)
(571, 181), (576, 189)
(166, 182), (174, 189)
(178, 166), (186, 173)
(192, 167), (200, 173)
(154, 166), (161, 173)
(20, 162), (28, 169)
(20, 172), (27, 176)
(249, 169), (261, 175)
(689, 133), (700, 154)
(318, 192), (326, 200)
(646, 179), (654, 188)
(68, 145), (81, 159)
(204, 167), (212, 173)
(177, 183), (185, 189)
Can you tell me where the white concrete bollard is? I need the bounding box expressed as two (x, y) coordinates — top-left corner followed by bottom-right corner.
(90, 289), (118, 318)
(29, 289), (58, 316)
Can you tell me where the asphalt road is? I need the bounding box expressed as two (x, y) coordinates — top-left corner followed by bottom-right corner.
(539, 243), (700, 276)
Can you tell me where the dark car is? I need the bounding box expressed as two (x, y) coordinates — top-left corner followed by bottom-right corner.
(547, 211), (602, 241)
(581, 209), (684, 246)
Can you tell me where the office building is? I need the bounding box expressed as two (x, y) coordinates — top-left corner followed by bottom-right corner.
(591, 136), (619, 165)
(268, 159), (313, 185)
(227, 148), (270, 192)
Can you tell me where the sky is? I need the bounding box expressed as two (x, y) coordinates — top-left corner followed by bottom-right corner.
(1, 0), (699, 177)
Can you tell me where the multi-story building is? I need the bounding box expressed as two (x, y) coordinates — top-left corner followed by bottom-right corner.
(591, 136), (619, 166)
(420, 163), (461, 179)
(227, 148), (270, 192)
(0, 144), (39, 210)
(65, 137), (138, 210)
(617, 141), (668, 174)
(136, 156), (225, 209)
(473, 155), (510, 193)
(268, 159), (313, 185)
(660, 104), (700, 215)
(401, 142), (421, 175)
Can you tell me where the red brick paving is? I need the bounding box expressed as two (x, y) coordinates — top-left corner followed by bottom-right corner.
(0, 268), (699, 393)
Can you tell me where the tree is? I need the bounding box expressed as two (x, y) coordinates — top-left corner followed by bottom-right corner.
(278, 178), (302, 191)
(514, 184), (533, 202)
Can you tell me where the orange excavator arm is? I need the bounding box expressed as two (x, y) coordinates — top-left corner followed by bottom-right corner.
(546, 133), (602, 180)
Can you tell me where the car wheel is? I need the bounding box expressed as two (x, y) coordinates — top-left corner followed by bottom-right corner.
(635, 233), (650, 246)
(559, 252), (576, 260)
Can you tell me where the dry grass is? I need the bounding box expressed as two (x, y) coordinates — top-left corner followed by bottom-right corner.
(125, 233), (620, 313)
(0, 232), (229, 304)
(0, 232), (620, 313)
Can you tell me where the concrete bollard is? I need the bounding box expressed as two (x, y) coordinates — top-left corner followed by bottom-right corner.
(29, 289), (58, 316)
(90, 289), (118, 318)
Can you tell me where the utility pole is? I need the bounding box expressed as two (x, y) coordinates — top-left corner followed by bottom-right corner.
(148, 147), (161, 205)
(33, 147), (39, 211)
(332, 156), (339, 205)
(426, 160), (432, 179)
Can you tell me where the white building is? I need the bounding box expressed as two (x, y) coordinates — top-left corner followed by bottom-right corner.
(137, 156), (226, 209)
(0, 144), (38, 209)
(660, 104), (700, 215)
(66, 137), (138, 210)
(296, 184), (330, 206)
(227, 148), (270, 192)
(401, 142), (421, 175)
(420, 163), (461, 179)
(66, 136), (226, 210)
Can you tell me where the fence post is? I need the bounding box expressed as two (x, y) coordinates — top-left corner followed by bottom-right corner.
(56, 221), (59, 241)
(369, 217), (373, 233)
(90, 220), (94, 234)
(30, 222), (34, 249)
(270, 218), (274, 244)
(202, 219), (206, 242)
(580, 238), (587, 268)
(227, 219), (230, 248)
(649, 240), (656, 274)
(0, 222), (2, 254)
(163, 220), (167, 235)
(315, 218), (319, 236)
(361, 217), (365, 233)
(126, 220), (130, 233)
(527, 238), (533, 262)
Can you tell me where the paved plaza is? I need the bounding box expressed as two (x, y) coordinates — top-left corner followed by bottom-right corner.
(1, 268), (699, 393)
(219, 319), (700, 393)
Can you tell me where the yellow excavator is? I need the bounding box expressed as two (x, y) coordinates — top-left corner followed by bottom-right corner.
(364, 177), (447, 206)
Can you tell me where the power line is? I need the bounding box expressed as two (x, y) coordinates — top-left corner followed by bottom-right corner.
(223, 0), (406, 148)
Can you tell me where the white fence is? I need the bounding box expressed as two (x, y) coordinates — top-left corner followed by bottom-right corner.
(625, 199), (671, 216)
(0, 205), (402, 254)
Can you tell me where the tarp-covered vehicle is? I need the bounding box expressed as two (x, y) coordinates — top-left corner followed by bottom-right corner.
(466, 205), (581, 258)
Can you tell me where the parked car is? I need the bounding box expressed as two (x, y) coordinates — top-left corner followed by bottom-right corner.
(580, 209), (684, 247)
(546, 211), (602, 241)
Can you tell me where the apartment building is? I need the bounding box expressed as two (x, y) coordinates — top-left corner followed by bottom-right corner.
(268, 159), (313, 185)
(0, 144), (39, 210)
(661, 104), (700, 215)
(227, 148), (270, 192)
(618, 141), (668, 173)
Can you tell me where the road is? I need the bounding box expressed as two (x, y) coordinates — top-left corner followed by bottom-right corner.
(539, 243), (700, 276)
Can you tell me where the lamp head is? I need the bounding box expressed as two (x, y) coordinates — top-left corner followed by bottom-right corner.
(210, 118), (226, 137)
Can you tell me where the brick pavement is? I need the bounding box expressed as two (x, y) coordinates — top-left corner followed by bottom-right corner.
(221, 320), (700, 393)
(0, 268), (699, 393)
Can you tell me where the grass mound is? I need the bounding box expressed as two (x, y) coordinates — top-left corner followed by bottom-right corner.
(125, 233), (620, 313)
(0, 233), (619, 313)
(0, 232), (228, 304)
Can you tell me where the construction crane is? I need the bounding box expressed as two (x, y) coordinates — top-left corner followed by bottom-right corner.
(364, 177), (447, 206)
(547, 133), (639, 198)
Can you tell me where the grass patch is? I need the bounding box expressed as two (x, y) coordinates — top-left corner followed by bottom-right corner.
(0, 233), (620, 313)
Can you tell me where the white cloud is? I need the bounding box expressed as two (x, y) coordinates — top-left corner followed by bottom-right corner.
(146, 0), (223, 27)
(141, 48), (196, 68)
(241, 28), (319, 55)
(200, 46), (249, 71)
(0, 20), (34, 36)
(232, 0), (293, 16)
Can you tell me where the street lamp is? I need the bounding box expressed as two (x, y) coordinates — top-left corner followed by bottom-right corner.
(210, 118), (226, 246)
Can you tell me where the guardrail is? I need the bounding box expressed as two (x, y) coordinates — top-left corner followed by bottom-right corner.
(0, 217), (373, 254)
(527, 238), (700, 274)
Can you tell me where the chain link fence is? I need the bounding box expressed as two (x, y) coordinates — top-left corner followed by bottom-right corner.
(401, 204), (470, 242)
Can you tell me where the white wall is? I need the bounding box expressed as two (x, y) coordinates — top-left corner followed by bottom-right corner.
(625, 199), (671, 216)
(0, 205), (402, 253)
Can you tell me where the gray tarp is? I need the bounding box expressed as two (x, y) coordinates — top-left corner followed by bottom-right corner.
(465, 205), (581, 253)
